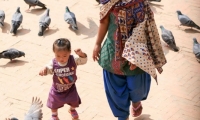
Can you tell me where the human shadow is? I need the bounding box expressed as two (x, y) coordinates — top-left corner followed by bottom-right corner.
(43, 28), (59, 37)
(0, 60), (28, 68)
(27, 8), (46, 16)
(149, 3), (164, 14)
(1, 22), (11, 33)
(70, 17), (98, 39)
(183, 28), (200, 33)
(134, 114), (154, 120)
(16, 28), (31, 36)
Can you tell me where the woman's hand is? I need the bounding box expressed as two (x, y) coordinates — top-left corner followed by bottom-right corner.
(129, 62), (137, 70)
(92, 44), (101, 61)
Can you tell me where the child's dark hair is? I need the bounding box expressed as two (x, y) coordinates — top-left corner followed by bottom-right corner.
(53, 38), (71, 52)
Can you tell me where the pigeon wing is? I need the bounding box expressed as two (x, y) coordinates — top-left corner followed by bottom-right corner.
(24, 97), (43, 120)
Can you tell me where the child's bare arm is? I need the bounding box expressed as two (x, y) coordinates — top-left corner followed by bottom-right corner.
(39, 60), (53, 76)
(74, 49), (87, 65)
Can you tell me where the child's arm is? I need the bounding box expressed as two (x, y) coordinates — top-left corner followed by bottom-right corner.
(74, 49), (87, 65)
(93, 14), (110, 61)
(39, 60), (53, 76)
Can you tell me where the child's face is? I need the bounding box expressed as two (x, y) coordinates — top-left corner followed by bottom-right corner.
(54, 50), (71, 64)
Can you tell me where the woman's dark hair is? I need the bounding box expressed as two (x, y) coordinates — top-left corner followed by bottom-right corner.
(53, 38), (71, 52)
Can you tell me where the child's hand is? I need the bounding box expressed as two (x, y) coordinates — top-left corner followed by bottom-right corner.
(74, 48), (87, 58)
(129, 62), (137, 70)
(39, 67), (47, 76)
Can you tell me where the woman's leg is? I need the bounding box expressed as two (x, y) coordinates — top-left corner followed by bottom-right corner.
(127, 72), (151, 117)
(103, 70), (130, 120)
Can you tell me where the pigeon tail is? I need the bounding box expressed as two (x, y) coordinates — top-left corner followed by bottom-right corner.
(37, 1), (46, 9)
(173, 47), (179, 52)
(66, 6), (70, 12)
(0, 53), (3, 59)
(169, 44), (179, 52)
(10, 22), (20, 35)
(194, 24), (200, 30)
(72, 26), (78, 31)
(96, 0), (100, 4)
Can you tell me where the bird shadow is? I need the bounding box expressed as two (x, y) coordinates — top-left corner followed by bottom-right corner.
(1, 22), (11, 33)
(149, 3), (164, 14)
(43, 28), (59, 37)
(27, 8), (46, 16)
(16, 28), (31, 36)
(70, 18), (98, 39)
(183, 28), (200, 33)
(134, 114), (154, 120)
(0, 60), (28, 68)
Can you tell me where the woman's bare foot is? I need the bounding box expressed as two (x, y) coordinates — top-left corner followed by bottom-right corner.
(132, 102), (143, 117)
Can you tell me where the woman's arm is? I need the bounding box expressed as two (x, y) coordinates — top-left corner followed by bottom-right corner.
(93, 14), (110, 61)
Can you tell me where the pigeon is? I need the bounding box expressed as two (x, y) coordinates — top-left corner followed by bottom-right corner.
(176, 10), (200, 30)
(193, 38), (200, 62)
(0, 48), (25, 61)
(160, 25), (179, 52)
(24, 0), (46, 12)
(149, 0), (161, 2)
(10, 7), (23, 35)
(38, 9), (51, 36)
(64, 6), (78, 31)
(0, 10), (5, 27)
(6, 97), (43, 120)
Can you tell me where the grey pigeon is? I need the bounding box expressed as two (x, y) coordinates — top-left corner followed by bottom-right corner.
(0, 10), (5, 27)
(149, 0), (161, 2)
(193, 38), (200, 62)
(10, 7), (23, 35)
(6, 97), (43, 120)
(0, 48), (25, 61)
(160, 25), (179, 52)
(176, 10), (200, 30)
(64, 6), (78, 31)
(24, 0), (46, 12)
(38, 9), (51, 36)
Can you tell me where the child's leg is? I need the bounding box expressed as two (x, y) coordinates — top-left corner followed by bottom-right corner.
(68, 106), (79, 120)
(51, 109), (59, 120)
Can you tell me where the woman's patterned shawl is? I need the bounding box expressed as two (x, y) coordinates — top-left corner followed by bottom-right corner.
(99, 0), (167, 84)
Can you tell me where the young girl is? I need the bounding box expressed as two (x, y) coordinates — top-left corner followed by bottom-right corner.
(39, 38), (87, 120)
(93, 0), (166, 120)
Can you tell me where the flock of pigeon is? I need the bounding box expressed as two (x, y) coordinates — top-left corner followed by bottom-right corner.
(0, 0), (200, 120)
(160, 10), (200, 62)
(0, 0), (78, 63)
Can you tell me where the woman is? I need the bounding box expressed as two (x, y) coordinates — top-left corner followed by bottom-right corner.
(92, 0), (166, 120)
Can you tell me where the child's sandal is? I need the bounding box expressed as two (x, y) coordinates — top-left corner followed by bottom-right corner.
(132, 102), (143, 117)
(68, 109), (79, 120)
(51, 115), (59, 120)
